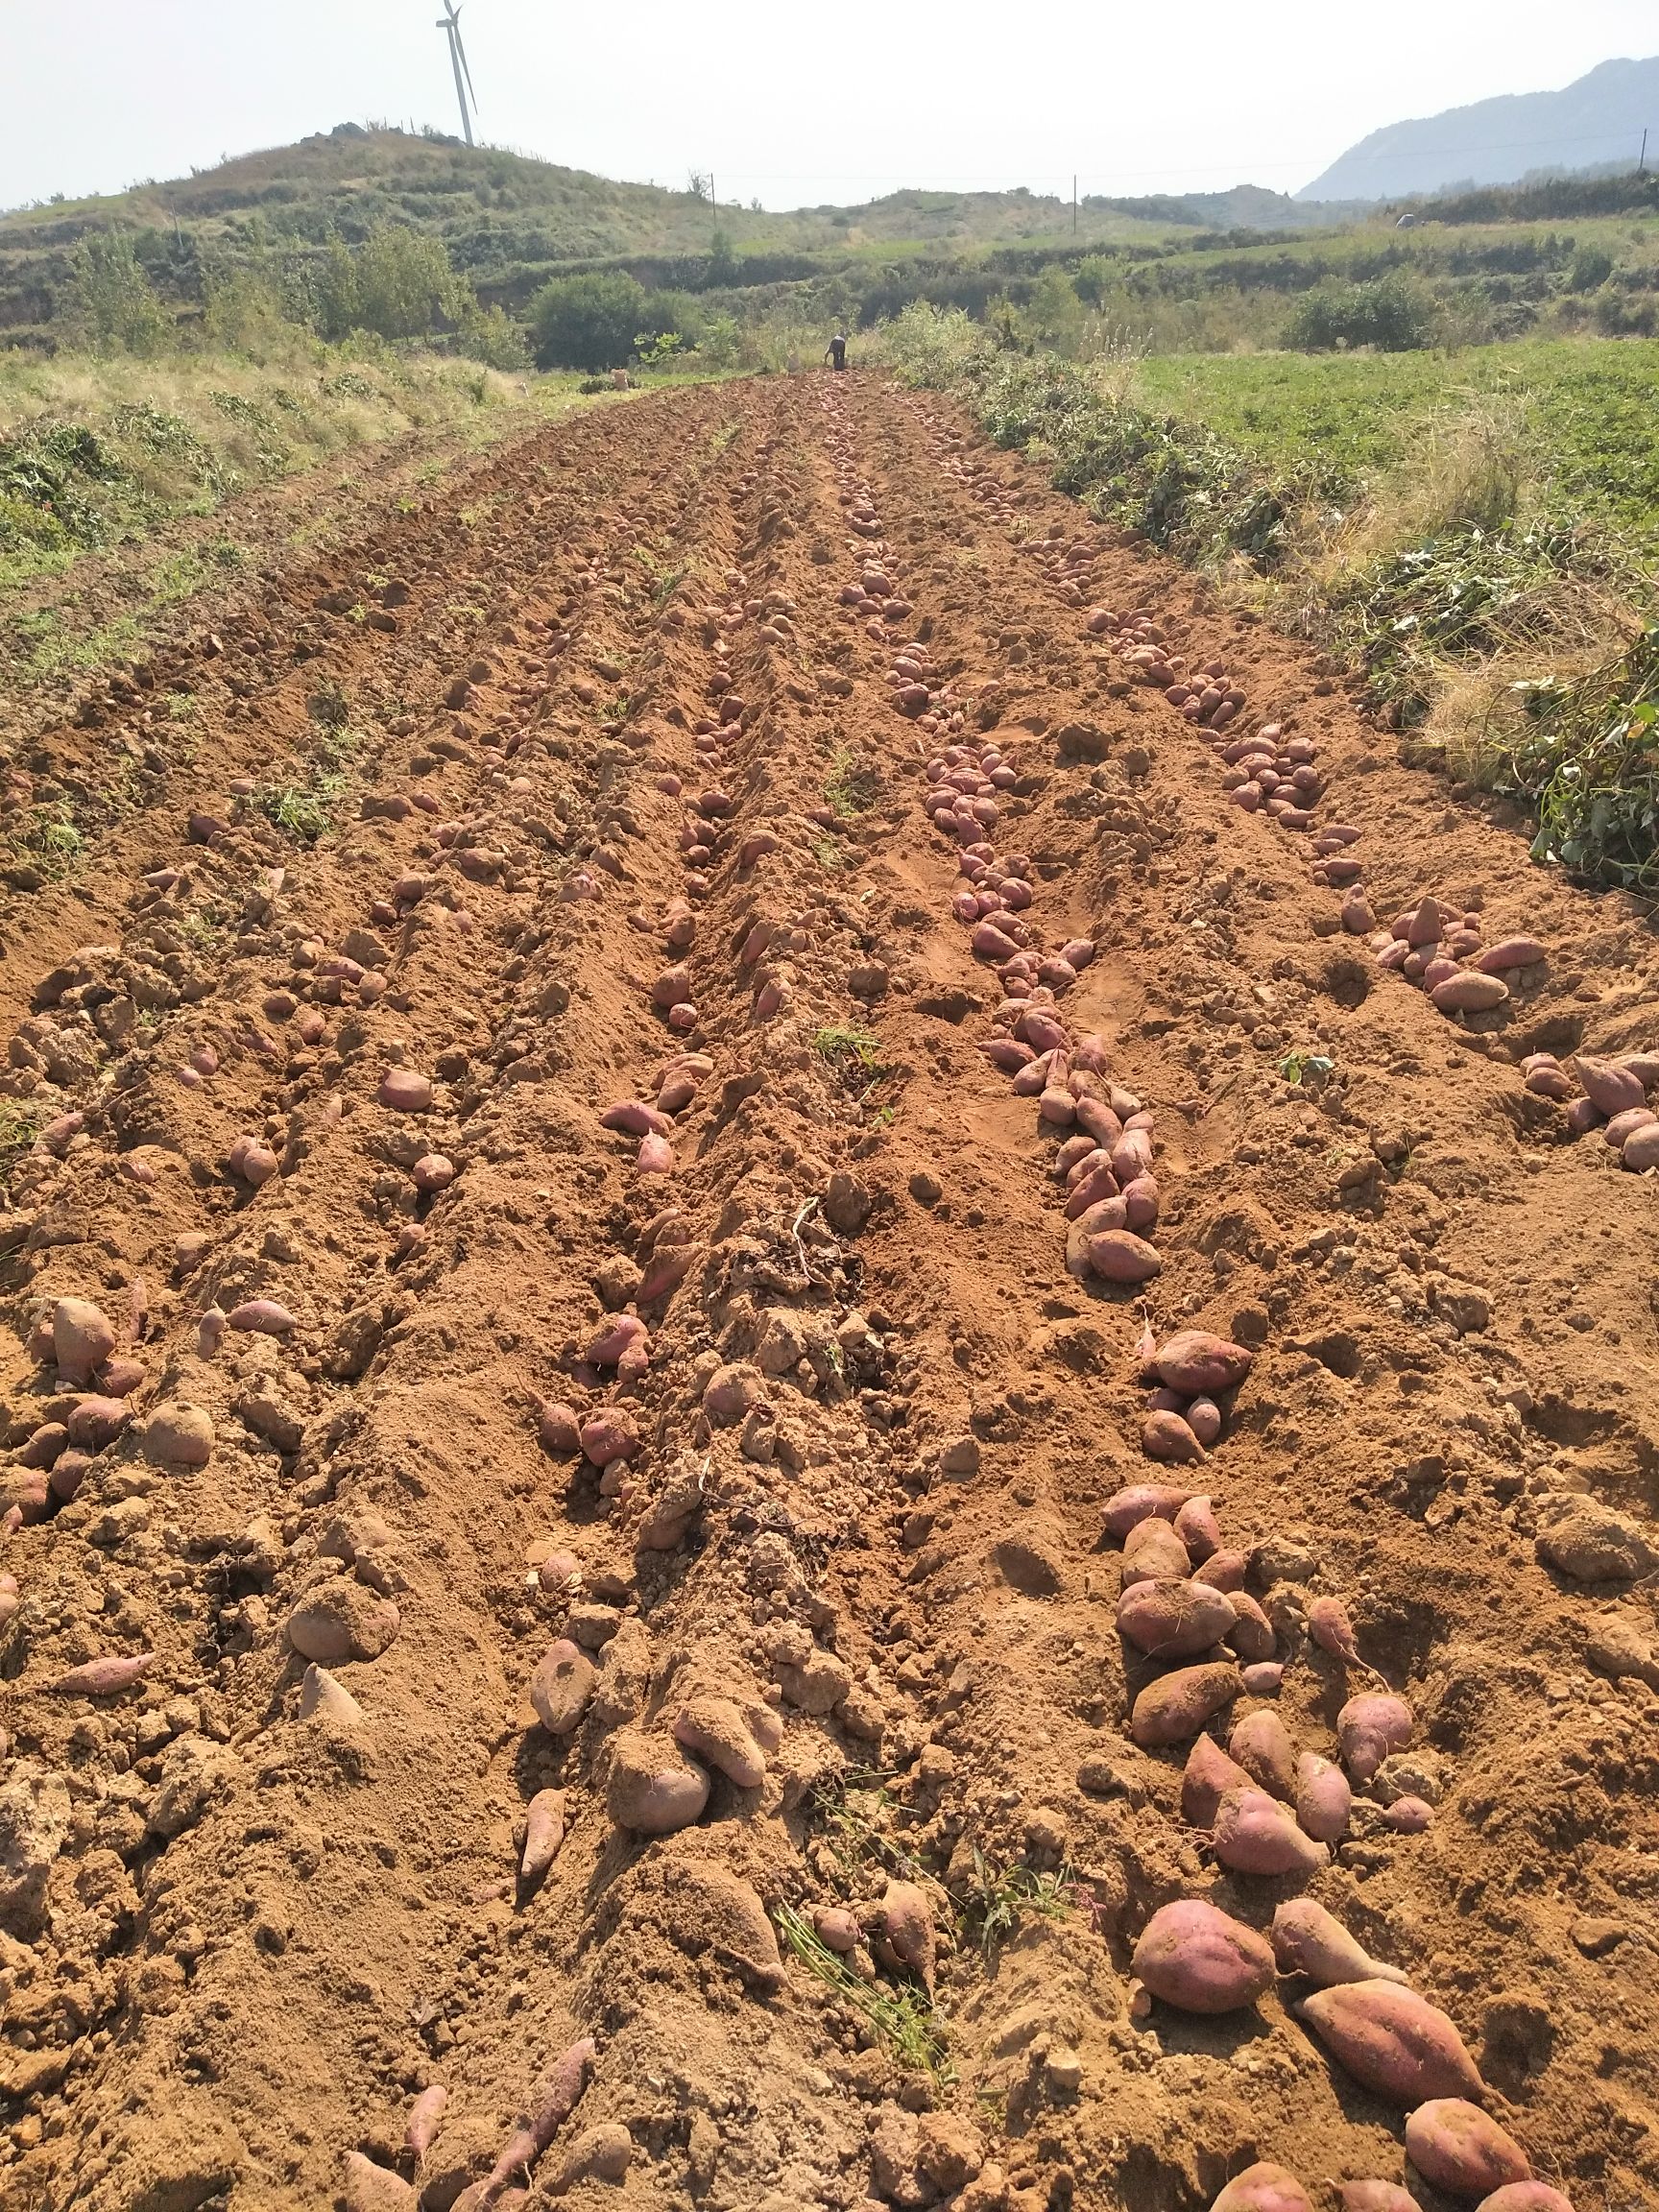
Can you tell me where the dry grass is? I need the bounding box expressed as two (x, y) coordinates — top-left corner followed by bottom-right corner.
(1301, 396), (1526, 586)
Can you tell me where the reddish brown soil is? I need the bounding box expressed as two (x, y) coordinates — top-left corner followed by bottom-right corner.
(0, 370), (1654, 2212)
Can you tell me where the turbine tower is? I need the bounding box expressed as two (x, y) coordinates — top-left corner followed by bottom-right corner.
(437, 1), (477, 147)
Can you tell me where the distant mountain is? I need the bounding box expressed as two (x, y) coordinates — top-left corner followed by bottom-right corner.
(1299, 55), (1659, 203)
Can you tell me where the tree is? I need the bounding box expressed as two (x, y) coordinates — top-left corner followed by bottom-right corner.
(69, 229), (168, 354)
(353, 228), (465, 340)
(529, 272), (647, 371)
(309, 227), (467, 344)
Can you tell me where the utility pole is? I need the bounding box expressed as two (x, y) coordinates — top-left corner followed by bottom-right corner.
(1641, 129), (1649, 178)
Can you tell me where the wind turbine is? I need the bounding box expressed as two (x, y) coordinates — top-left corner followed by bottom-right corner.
(437, 1), (477, 147)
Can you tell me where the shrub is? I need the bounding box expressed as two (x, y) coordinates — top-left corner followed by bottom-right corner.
(1286, 273), (1437, 352)
(69, 231), (169, 355)
(530, 272), (647, 371)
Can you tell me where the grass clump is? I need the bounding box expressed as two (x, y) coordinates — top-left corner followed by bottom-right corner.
(7, 803), (85, 880)
(775, 1905), (952, 2080)
(813, 1022), (887, 1091)
(1502, 626), (1659, 889)
(253, 776), (346, 843)
(952, 1846), (1077, 1968)
(0, 1099), (45, 1190)
(824, 745), (878, 820)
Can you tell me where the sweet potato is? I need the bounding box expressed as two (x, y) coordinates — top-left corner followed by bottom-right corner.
(1154, 1331), (1254, 1394)
(1133, 1898), (1274, 2013)
(1300, 1980), (1484, 2104)
(1211, 2166), (1315, 2212)
(1603, 1107), (1657, 1148)
(606, 1728), (709, 1834)
(1295, 1752), (1353, 1843)
(343, 2152), (415, 2212)
(672, 1694), (770, 1787)
(1230, 1709), (1296, 1798)
(1338, 2188), (1422, 2212)
(1122, 1518), (1192, 1584)
(1118, 1576), (1237, 1658)
(1087, 1229), (1163, 1285)
(1271, 1899), (1408, 1988)
(1195, 1549), (1247, 1594)
(1431, 972), (1508, 1015)
(1225, 1591), (1276, 1664)
(481, 2036), (596, 2200)
(1131, 1661), (1242, 1746)
(879, 1877), (939, 1988)
(1103, 1483), (1191, 1539)
(1473, 2188), (1574, 2212)
(378, 1068), (433, 1112)
(52, 1297), (116, 1388)
(1309, 1595), (1364, 1665)
(49, 1652), (155, 1698)
(1575, 1055), (1645, 1116)
(1473, 938), (1547, 974)
(1623, 1122), (1659, 1170)
(405, 2082), (449, 2160)
(1383, 1795), (1433, 1833)
(1338, 1693), (1414, 1784)
(529, 1640), (596, 1736)
(1405, 2102), (1528, 2197)
(1214, 1785), (1328, 1876)
(520, 1788), (567, 1887)
(1142, 1408), (1203, 1462)
(1183, 1732), (1253, 1826)
(1174, 1495), (1221, 1558)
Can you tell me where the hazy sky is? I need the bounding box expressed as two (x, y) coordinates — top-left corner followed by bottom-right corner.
(3, 1), (1656, 214)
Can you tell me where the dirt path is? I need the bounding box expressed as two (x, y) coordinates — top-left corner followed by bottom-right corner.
(0, 370), (1653, 2212)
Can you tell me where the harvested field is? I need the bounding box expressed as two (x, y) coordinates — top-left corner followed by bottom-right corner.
(0, 368), (1654, 2212)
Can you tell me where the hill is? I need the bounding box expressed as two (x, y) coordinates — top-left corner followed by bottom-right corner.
(1301, 55), (1659, 202)
(0, 125), (1368, 349)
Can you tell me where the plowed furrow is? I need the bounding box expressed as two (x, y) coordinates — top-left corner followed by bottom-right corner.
(0, 372), (1654, 2212)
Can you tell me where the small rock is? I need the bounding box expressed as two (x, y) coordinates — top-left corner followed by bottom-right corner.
(284, 1577), (400, 1664)
(1536, 1494), (1657, 1582)
(0, 1763), (71, 1936)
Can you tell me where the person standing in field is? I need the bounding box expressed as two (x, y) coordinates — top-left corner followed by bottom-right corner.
(826, 330), (848, 372)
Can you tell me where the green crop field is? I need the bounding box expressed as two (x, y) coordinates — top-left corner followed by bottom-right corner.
(1135, 338), (1659, 551)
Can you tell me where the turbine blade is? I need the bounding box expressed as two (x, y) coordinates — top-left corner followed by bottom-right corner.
(456, 30), (477, 106)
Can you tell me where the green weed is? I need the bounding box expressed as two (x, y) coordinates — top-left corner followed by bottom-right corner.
(952, 1847), (1076, 1967)
(774, 1905), (952, 2080)
(254, 772), (346, 843)
(0, 1099), (45, 1190)
(824, 745), (878, 820)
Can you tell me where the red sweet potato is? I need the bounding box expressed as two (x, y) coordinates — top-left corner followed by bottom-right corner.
(1153, 1331), (1254, 1394)
(1130, 1661), (1241, 1746)
(1271, 1898), (1408, 1988)
(1182, 1731), (1252, 1826)
(1118, 1577), (1237, 1658)
(1211, 2167), (1315, 2212)
(1294, 1752), (1353, 1844)
(1300, 1980), (1484, 2104)
(1133, 1898), (1274, 2013)
(1405, 2102), (1528, 2197)
(1338, 1693), (1414, 1784)
(1213, 1785), (1328, 1876)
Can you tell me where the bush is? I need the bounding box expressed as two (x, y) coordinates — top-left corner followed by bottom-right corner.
(70, 231), (169, 355)
(457, 302), (532, 371)
(530, 272), (647, 371)
(1285, 273), (1437, 353)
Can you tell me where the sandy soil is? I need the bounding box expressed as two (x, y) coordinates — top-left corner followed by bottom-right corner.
(0, 370), (1653, 2212)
